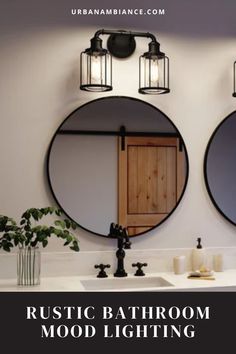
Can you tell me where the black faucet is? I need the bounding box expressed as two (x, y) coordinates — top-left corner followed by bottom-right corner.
(108, 223), (131, 277)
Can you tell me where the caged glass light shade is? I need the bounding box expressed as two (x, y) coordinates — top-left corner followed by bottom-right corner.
(80, 37), (112, 92)
(139, 41), (170, 94)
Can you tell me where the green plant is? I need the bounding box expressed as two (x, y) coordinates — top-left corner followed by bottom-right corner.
(0, 207), (79, 252)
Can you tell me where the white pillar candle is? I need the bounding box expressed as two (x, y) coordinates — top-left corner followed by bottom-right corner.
(173, 255), (186, 275)
(213, 254), (224, 272)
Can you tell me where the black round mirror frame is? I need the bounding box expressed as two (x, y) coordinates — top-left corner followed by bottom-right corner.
(47, 96), (189, 238)
(204, 110), (236, 227)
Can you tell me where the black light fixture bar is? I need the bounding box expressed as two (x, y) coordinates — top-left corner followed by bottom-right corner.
(93, 28), (157, 42)
(233, 61), (236, 97)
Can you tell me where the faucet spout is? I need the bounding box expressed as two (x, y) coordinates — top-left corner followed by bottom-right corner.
(122, 227), (131, 249)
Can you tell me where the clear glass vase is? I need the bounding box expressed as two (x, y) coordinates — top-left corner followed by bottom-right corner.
(17, 247), (41, 286)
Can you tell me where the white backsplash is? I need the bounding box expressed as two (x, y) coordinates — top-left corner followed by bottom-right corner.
(1, 247), (236, 279)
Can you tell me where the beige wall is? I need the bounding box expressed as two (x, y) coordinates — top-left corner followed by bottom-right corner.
(1, 0), (236, 253)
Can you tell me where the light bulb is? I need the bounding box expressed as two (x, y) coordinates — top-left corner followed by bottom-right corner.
(91, 55), (102, 84)
(150, 58), (159, 86)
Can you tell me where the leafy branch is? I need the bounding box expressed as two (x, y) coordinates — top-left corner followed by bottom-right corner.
(0, 207), (79, 252)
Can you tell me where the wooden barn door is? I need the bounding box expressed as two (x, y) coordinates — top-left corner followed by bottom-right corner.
(118, 136), (185, 236)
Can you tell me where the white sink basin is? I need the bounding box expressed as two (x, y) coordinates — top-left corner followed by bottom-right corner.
(81, 276), (173, 291)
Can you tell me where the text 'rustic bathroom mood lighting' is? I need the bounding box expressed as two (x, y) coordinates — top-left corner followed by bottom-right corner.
(80, 29), (170, 95)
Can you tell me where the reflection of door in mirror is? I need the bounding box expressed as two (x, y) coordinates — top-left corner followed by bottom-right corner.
(119, 137), (185, 236)
(47, 96), (189, 237)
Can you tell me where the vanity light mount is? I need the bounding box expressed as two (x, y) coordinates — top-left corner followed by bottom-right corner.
(233, 61), (236, 97)
(80, 29), (170, 95)
(107, 30), (136, 58)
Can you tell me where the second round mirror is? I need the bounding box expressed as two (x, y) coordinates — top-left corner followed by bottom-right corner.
(204, 111), (236, 225)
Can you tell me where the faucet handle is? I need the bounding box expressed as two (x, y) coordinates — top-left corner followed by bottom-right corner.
(132, 262), (148, 276)
(94, 264), (111, 278)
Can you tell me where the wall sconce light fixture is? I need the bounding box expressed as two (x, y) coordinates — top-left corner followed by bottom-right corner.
(233, 61), (236, 97)
(80, 29), (170, 95)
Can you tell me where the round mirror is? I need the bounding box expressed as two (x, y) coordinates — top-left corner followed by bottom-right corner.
(204, 111), (236, 225)
(47, 96), (189, 237)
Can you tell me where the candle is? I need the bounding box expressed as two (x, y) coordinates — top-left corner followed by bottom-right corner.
(213, 254), (224, 272)
(173, 255), (186, 275)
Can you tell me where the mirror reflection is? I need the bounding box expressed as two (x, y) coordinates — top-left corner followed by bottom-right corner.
(204, 111), (236, 225)
(47, 97), (189, 237)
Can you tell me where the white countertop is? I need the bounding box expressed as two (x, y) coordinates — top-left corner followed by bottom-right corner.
(1, 270), (236, 292)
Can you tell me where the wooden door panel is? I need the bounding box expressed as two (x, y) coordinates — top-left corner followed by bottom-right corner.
(127, 146), (138, 213)
(126, 136), (178, 146)
(149, 146), (158, 213)
(127, 146), (176, 214)
(119, 136), (185, 235)
(166, 147), (177, 210)
(157, 147), (167, 213)
(128, 146), (158, 214)
(177, 147), (185, 199)
(127, 214), (168, 226)
(128, 227), (152, 236)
